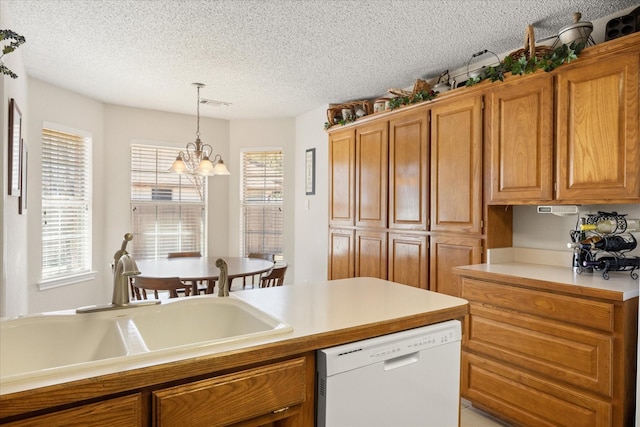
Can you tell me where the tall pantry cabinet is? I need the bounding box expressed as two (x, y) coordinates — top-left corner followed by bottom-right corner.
(327, 93), (511, 294)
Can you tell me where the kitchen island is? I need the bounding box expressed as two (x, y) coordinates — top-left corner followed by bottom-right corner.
(0, 278), (468, 426)
(454, 263), (638, 427)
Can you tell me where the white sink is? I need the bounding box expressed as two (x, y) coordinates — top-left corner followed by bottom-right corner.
(0, 296), (292, 385)
(0, 315), (128, 378)
(128, 297), (291, 350)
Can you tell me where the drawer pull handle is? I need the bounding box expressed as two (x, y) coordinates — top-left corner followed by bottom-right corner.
(273, 406), (290, 414)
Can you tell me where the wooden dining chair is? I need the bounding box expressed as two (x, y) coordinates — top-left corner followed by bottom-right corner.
(166, 251), (210, 294)
(259, 264), (287, 288)
(131, 276), (192, 300)
(243, 253), (275, 289)
(167, 251), (202, 258)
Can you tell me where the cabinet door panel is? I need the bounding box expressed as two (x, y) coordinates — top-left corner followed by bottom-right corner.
(329, 129), (355, 226)
(356, 122), (388, 228)
(466, 304), (612, 396)
(328, 228), (354, 280)
(556, 53), (639, 202)
(431, 96), (483, 233)
(487, 73), (553, 203)
(388, 233), (428, 289)
(461, 278), (615, 332)
(355, 229), (387, 279)
(4, 394), (143, 427)
(389, 110), (429, 230)
(462, 353), (611, 427)
(153, 358), (306, 427)
(429, 235), (481, 296)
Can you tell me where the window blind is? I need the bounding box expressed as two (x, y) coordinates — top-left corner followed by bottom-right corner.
(41, 128), (92, 282)
(241, 150), (284, 257)
(130, 144), (206, 260)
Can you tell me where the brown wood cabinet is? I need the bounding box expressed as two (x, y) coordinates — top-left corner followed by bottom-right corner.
(456, 272), (638, 427)
(486, 35), (640, 205)
(328, 228), (354, 280)
(329, 129), (355, 227)
(388, 110), (429, 231)
(327, 89), (509, 291)
(429, 234), (481, 296)
(153, 357), (310, 426)
(556, 51), (640, 203)
(387, 232), (428, 289)
(486, 72), (554, 204)
(355, 229), (387, 279)
(3, 394), (143, 427)
(430, 95), (483, 235)
(356, 121), (388, 229)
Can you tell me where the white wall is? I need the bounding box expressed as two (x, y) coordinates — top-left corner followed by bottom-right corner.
(1, 1), (29, 318)
(228, 119), (296, 282)
(514, 204), (640, 258)
(26, 79), (106, 314)
(294, 106), (329, 285)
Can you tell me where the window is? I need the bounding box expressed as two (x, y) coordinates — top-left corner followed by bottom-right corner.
(241, 150), (284, 257)
(41, 126), (92, 285)
(130, 144), (206, 260)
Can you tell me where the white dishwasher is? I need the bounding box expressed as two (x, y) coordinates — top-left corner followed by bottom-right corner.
(316, 319), (461, 427)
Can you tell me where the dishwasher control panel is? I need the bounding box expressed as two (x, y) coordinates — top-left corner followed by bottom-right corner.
(318, 320), (461, 376)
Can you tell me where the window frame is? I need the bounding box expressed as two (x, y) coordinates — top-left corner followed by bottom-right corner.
(39, 123), (94, 289)
(129, 141), (208, 260)
(240, 148), (284, 259)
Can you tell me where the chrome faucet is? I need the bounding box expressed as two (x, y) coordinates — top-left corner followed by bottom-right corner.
(77, 233), (159, 313)
(216, 258), (230, 297)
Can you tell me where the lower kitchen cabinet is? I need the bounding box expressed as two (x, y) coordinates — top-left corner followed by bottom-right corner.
(429, 234), (481, 296)
(387, 232), (428, 289)
(328, 228), (355, 280)
(3, 394), (143, 427)
(457, 274), (638, 427)
(153, 357), (310, 427)
(355, 229), (387, 279)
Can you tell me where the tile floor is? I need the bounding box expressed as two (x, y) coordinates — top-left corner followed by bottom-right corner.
(460, 399), (512, 426)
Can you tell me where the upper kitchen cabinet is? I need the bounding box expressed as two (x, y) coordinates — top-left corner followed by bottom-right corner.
(556, 51), (639, 203)
(388, 110), (430, 231)
(355, 121), (389, 229)
(431, 95), (483, 234)
(329, 129), (355, 227)
(486, 72), (554, 204)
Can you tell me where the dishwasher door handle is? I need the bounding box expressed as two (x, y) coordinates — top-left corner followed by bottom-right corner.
(383, 352), (420, 371)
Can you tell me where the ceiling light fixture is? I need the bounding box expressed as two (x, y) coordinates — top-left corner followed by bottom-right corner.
(169, 83), (230, 176)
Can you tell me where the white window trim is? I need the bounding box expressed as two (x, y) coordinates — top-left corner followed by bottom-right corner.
(40, 122), (93, 288)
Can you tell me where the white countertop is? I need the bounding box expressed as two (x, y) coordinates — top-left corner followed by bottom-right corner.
(455, 262), (639, 301)
(0, 278), (468, 396)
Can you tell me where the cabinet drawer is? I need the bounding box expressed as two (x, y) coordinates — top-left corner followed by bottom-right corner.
(465, 304), (612, 396)
(153, 357), (306, 427)
(4, 394), (143, 427)
(461, 278), (614, 331)
(462, 352), (611, 427)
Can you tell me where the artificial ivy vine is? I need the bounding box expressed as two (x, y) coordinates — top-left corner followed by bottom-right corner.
(465, 41), (586, 86)
(0, 29), (27, 79)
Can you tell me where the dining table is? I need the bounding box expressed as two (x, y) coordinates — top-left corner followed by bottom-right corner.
(135, 256), (275, 294)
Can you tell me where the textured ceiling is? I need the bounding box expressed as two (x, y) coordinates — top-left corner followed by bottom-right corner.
(4, 0), (639, 120)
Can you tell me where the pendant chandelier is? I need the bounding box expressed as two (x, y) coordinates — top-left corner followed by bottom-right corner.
(169, 83), (230, 176)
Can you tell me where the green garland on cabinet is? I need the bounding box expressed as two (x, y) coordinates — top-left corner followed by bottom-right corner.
(0, 29), (27, 79)
(465, 41), (586, 86)
(324, 41), (585, 130)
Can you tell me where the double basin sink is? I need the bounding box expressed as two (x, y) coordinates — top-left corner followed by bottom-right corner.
(0, 296), (292, 384)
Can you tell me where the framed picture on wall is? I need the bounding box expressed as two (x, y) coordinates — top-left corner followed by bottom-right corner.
(19, 139), (28, 215)
(8, 98), (22, 197)
(305, 148), (316, 195)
